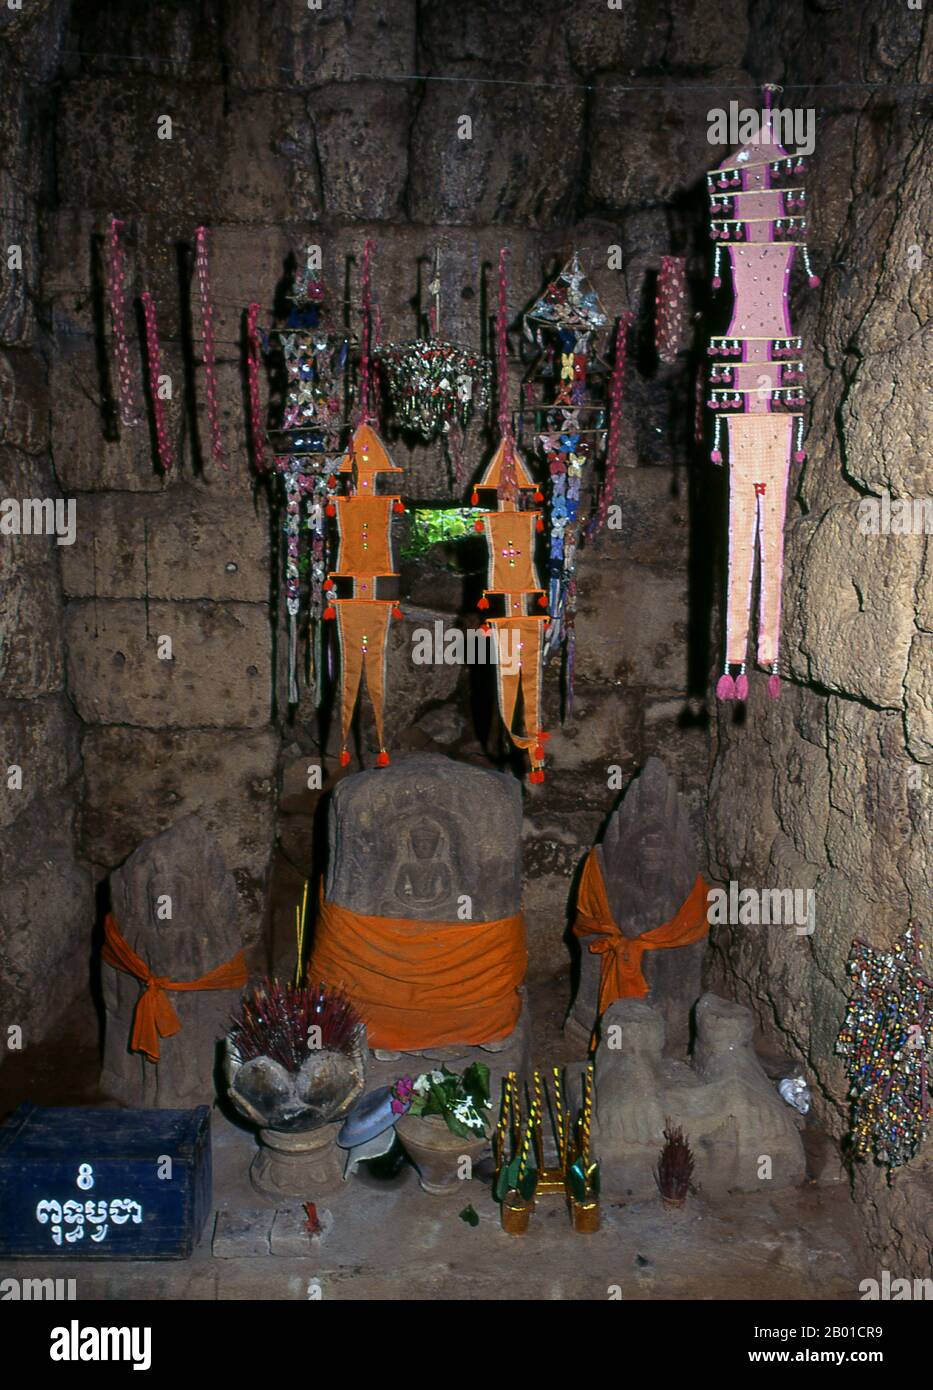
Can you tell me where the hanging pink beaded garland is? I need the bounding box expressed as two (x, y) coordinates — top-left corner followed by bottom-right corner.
(706, 86), (819, 703)
(655, 255), (687, 366)
(106, 216), (139, 429)
(140, 290), (172, 473)
(194, 225), (224, 467)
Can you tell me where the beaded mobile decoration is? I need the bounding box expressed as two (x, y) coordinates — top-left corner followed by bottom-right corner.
(471, 250), (549, 782)
(706, 87), (819, 703)
(266, 247), (350, 705)
(519, 254), (623, 715)
(375, 247), (491, 484)
(836, 922), (931, 1171)
(322, 241), (405, 768)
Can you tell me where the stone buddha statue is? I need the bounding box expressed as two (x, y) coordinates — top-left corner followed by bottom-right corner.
(568, 756), (706, 1055)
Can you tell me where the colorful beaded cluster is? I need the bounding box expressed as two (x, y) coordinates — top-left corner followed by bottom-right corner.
(375, 338), (491, 444)
(836, 923), (931, 1171)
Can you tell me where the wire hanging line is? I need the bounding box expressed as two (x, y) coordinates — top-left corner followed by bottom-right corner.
(56, 49), (931, 96)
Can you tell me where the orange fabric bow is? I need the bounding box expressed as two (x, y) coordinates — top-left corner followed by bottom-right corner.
(101, 913), (248, 1062)
(572, 850), (710, 1018)
(307, 886), (527, 1051)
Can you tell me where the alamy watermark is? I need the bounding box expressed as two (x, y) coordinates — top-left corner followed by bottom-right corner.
(707, 101), (816, 157)
(858, 490), (933, 536)
(0, 497), (76, 546)
(707, 881), (815, 936)
(411, 620), (521, 677)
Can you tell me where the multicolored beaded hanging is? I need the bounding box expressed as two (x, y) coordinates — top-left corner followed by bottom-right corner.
(836, 922), (931, 1171)
(374, 246), (490, 485)
(520, 253), (613, 716)
(267, 248), (349, 706)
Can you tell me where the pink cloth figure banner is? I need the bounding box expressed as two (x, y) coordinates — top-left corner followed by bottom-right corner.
(706, 91), (819, 702)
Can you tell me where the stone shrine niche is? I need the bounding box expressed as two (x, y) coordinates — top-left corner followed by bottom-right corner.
(100, 815), (244, 1109)
(569, 756), (705, 1055)
(326, 753), (522, 923)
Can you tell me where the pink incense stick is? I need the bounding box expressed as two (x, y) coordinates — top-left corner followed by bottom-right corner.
(194, 226), (224, 467)
(140, 291), (172, 472)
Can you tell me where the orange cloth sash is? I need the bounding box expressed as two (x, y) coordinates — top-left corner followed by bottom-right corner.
(572, 850), (709, 1016)
(101, 913), (248, 1063)
(307, 887), (527, 1051)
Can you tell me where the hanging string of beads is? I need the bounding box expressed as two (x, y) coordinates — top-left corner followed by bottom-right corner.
(246, 301), (265, 472)
(496, 247), (518, 507)
(587, 311), (632, 541)
(106, 216), (138, 428)
(140, 291), (172, 472)
(194, 225), (224, 467)
(358, 237), (376, 428)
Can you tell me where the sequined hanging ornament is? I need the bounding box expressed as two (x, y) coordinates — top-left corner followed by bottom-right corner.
(836, 922), (932, 1171)
(521, 253), (613, 717)
(707, 85), (819, 704)
(266, 247), (350, 706)
(374, 246), (490, 485)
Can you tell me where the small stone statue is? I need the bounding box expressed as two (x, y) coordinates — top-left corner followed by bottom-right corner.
(593, 992), (806, 1199)
(100, 815), (244, 1109)
(569, 756), (706, 1055)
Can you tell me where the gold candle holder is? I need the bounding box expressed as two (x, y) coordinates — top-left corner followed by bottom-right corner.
(501, 1189), (532, 1234)
(570, 1196), (600, 1233)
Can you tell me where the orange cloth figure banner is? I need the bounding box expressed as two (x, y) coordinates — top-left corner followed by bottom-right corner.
(323, 421), (404, 767)
(706, 90), (819, 703)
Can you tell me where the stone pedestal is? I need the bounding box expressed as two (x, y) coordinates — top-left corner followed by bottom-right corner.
(250, 1122), (343, 1197)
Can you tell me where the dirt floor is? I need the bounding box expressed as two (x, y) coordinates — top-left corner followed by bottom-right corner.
(0, 973), (872, 1301)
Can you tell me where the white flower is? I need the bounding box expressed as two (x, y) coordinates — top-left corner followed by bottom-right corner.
(412, 1074), (431, 1095)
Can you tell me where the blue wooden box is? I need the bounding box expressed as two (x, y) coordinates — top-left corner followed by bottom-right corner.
(0, 1104), (212, 1260)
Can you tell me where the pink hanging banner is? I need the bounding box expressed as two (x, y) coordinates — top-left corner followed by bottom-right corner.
(140, 291), (172, 472)
(194, 226), (224, 467)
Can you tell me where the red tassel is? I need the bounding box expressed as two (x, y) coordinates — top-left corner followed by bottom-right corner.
(326, 503), (336, 517)
(481, 622), (491, 634)
(529, 768), (545, 784)
(533, 745), (545, 761)
(339, 750), (351, 767)
(470, 490), (479, 506)
(474, 517), (485, 533)
(537, 730), (550, 742)
(537, 595), (548, 610)
(323, 578), (334, 591)
(477, 595), (489, 611)
(533, 489), (544, 503)
(535, 517), (544, 533)
(376, 750), (390, 767)
(323, 605), (336, 621)
(393, 499), (405, 514)
(392, 604), (403, 619)
(327, 475), (338, 488)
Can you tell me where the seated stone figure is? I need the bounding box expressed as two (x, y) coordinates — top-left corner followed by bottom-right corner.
(593, 992), (806, 1199)
(569, 757), (707, 1055)
(307, 753), (528, 1062)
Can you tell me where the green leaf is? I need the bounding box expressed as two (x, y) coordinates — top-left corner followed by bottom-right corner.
(519, 1167), (538, 1201)
(494, 1166), (510, 1202)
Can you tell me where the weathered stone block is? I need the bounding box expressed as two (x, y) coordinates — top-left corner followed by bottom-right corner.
(79, 725), (277, 941)
(64, 599), (272, 728)
(60, 486), (270, 602)
(0, 563), (65, 696)
(0, 349), (50, 453)
(0, 694), (81, 829)
(408, 83), (584, 226)
(574, 559), (689, 690)
(905, 632), (933, 763)
(311, 83), (412, 220)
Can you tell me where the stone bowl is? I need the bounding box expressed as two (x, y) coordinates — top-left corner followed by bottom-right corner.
(395, 1112), (490, 1195)
(224, 1032), (367, 1132)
